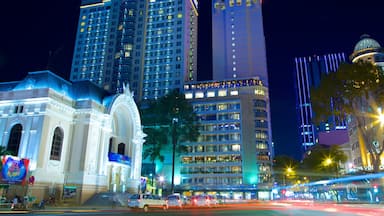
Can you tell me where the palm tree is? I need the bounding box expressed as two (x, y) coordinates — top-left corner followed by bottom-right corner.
(140, 89), (199, 193)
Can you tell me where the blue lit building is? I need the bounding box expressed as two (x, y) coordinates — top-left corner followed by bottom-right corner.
(71, 0), (198, 101)
(71, 0), (146, 97)
(294, 53), (347, 153)
(141, 0), (198, 100)
(212, 0), (268, 83)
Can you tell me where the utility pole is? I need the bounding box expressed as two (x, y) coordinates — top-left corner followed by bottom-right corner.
(171, 118), (178, 194)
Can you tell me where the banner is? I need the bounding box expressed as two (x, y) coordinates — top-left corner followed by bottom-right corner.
(1, 156), (29, 184)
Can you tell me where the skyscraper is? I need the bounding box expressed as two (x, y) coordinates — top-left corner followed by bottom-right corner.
(294, 53), (347, 153)
(71, 0), (198, 101)
(211, 0), (268, 83)
(141, 0), (198, 100)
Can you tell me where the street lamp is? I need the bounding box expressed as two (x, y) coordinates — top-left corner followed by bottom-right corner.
(283, 167), (294, 186)
(171, 117), (178, 194)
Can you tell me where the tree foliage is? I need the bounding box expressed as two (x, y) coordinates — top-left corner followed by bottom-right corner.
(311, 61), (384, 172)
(140, 89), (199, 165)
(273, 155), (300, 185)
(301, 144), (347, 180)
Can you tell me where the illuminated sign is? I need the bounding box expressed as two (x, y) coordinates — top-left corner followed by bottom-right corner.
(1, 156), (29, 184)
(108, 152), (131, 166)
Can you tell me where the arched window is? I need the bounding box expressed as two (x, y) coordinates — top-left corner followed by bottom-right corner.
(50, 127), (64, 161)
(118, 143), (125, 155)
(109, 137), (113, 153)
(7, 124), (22, 156)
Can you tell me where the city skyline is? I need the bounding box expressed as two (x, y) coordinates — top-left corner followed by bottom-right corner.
(1, 0), (384, 160)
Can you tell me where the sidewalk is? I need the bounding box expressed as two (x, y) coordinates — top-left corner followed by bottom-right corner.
(0, 205), (129, 214)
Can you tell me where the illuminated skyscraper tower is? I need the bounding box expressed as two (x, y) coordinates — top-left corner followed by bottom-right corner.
(71, 0), (198, 101)
(141, 0), (198, 100)
(212, 0), (268, 83)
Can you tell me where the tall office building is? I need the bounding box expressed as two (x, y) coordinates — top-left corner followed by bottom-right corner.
(181, 78), (273, 199)
(71, 0), (198, 101)
(141, 0), (198, 100)
(294, 53), (347, 152)
(212, 0), (268, 83)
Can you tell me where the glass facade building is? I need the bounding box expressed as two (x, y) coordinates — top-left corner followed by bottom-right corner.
(294, 53), (347, 152)
(71, 0), (198, 101)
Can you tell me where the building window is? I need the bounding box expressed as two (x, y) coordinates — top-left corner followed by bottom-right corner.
(118, 143), (125, 155)
(7, 124), (22, 156)
(50, 127), (64, 161)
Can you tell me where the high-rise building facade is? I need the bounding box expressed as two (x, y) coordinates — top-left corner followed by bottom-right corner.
(294, 53), (347, 152)
(180, 78), (273, 199)
(141, 0), (198, 100)
(71, 0), (198, 101)
(211, 0), (268, 83)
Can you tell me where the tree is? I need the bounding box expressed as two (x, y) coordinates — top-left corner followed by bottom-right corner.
(311, 61), (384, 173)
(301, 144), (347, 180)
(140, 89), (199, 193)
(273, 155), (300, 186)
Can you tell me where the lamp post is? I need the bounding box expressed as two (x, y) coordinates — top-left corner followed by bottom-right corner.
(171, 118), (178, 194)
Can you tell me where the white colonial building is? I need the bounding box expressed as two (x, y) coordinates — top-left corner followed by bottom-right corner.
(0, 70), (145, 204)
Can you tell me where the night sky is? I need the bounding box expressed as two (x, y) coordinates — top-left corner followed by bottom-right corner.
(1, 0), (384, 160)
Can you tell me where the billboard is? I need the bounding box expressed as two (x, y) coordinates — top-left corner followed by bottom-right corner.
(1, 156), (29, 184)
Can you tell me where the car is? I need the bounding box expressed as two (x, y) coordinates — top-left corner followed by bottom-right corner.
(191, 194), (217, 207)
(127, 194), (167, 212)
(166, 194), (183, 209)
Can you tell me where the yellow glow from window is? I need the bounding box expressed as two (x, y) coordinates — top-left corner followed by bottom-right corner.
(81, 22), (86, 26)
(177, 13), (183, 18)
(218, 90), (227, 97)
(185, 93), (193, 99)
(255, 89), (265, 95)
(80, 28), (84, 33)
(195, 92), (204, 98)
(207, 91), (215, 97)
(230, 90), (238, 96)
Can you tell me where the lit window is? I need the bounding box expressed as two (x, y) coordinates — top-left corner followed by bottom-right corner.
(218, 90), (227, 97)
(185, 93), (193, 99)
(232, 144), (241, 151)
(195, 92), (204, 98)
(230, 90), (238, 95)
(177, 13), (183, 18)
(81, 22), (86, 26)
(255, 89), (265, 95)
(207, 91), (215, 97)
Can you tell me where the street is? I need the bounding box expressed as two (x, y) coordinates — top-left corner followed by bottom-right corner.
(1, 201), (383, 216)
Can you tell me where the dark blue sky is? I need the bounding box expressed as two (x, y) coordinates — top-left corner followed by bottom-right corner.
(1, 0), (384, 160)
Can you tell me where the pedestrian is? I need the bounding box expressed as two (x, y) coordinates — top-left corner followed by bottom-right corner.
(11, 195), (18, 210)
